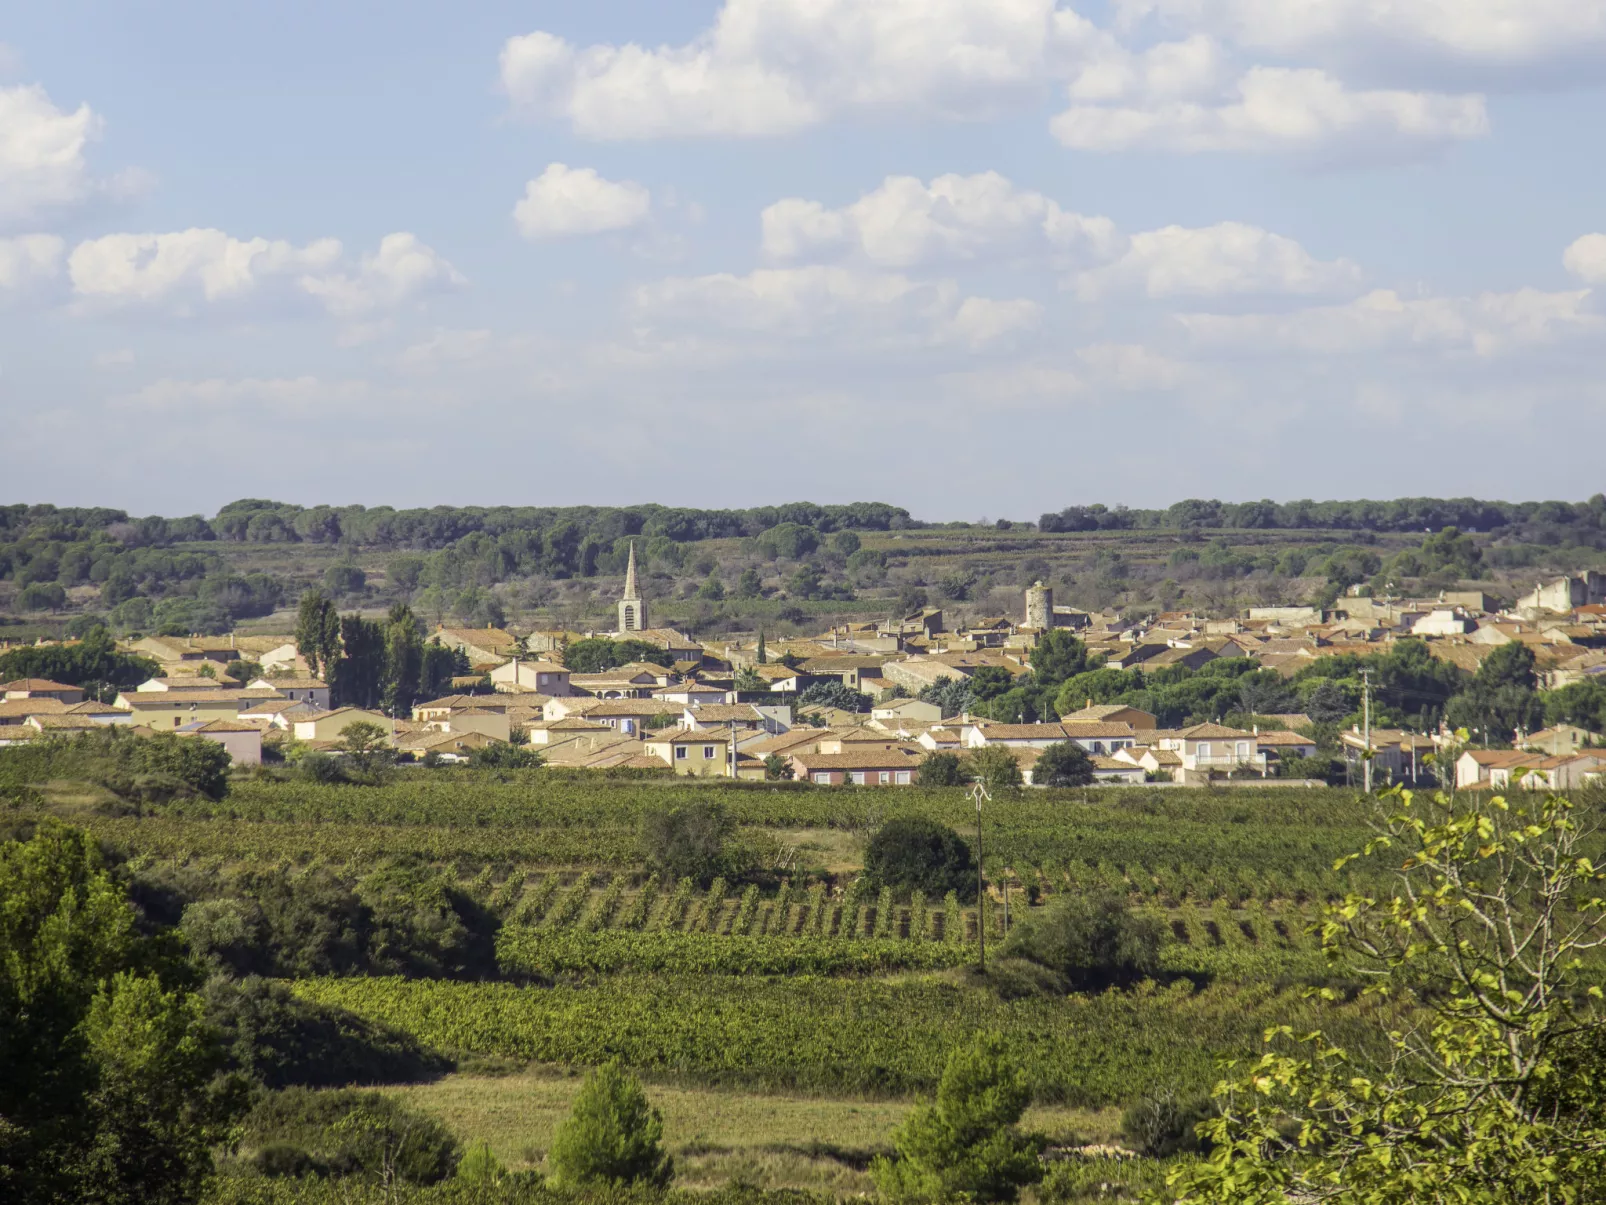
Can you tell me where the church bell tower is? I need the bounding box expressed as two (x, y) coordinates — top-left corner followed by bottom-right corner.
(618, 542), (647, 633)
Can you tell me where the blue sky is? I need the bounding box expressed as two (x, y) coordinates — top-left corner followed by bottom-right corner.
(4, 1), (1605, 520)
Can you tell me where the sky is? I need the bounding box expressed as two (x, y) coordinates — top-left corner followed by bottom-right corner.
(3, 0), (1605, 522)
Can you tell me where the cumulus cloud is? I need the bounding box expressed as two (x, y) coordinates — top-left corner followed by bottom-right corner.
(0, 233), (64, 292)
(1179, 287), (1603, 356)
(633, 264), (1036, 348)
(1053, 66), (1487, 156)
(1117, 0), (1606, 80)
(299, 232), (465, 317)
(1563, 234), (1606, 285)
(0, 84), (103, 225)
(513, 163), (651, 239)
(761, 171), (1122, 269)
(1075, 222), (1362, 298)
(759, 172), (1354, 301)
(65, 229), (461, 316)
(500, 0), (1097, 138)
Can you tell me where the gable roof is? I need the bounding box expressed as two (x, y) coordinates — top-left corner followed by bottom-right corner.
(1176, 723), (1254, 740)
(0, 678), (78, 692)
(791, 749), (924, 771)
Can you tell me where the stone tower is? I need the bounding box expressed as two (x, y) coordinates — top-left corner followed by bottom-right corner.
(1025, 580), (1052, 630)
(618, 541), (647, 633)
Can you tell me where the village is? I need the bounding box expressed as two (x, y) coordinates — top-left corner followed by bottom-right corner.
(3, 543), (1603, 794)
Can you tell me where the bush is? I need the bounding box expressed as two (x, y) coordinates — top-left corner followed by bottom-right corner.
(240, 1087), (459, 1184)
(545, 1061), (673, 1190)
(1120, 1088), (1215, 1157)
(640, 802), (736, 887)
(468, 743), (543, 771)
(1033, 742), (1094, 788)
(1001, 894), (1163, 992)
(864, 817), (976, 903)
(204, 976), (450, 1090)
(915, 751), (965, 787)
(871, 1033), (1042, 1202)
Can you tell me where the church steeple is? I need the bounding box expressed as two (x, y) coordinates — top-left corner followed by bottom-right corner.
(622, 541), (639, 601)
(618, 542), (646, 633)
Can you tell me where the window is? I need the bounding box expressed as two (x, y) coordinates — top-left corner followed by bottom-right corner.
(813, 772), (831, 784)
(703, 746), (716, 759)
(1198, 742), (1211, 758)
(879, 771), (890, 784)
(850, 771), (865, 785)
(1237, 742), (1250, 758)
(1092, 741), (1104, 754)
(675, 746), (687, 760)
(895, 771), (911, 785)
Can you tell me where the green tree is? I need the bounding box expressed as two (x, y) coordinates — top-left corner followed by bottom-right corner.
(381, 605), (424, 716)
(337, 721), (394, 779)
(0, 822), (237, 1204)
(871, 1034), (1041, 1202)
(418, 639), (458, 701)
(640, 803), (735, 887)
(546, 1062), (673, 1190)
(1029, 629), (1092, 689)
(331, 615), (386, 710)
(733, 666), (766, 692)
(762, 753), (792, 781)
(294, 591), (341, 682)
(756, 629), (768, 663)
(1033, 741), (1094, 787)
(468, 743), (542, 770)
(865, 817), (976, 902)
(798, 680), (872, 713)
(695, 573), (725, 601)
(915, 751), (966, 787)
(323, 563), (366, 596)
(735, 569), (763, 601)
(1172, 784), (1606, 1204)
(968, 665), (1016, 703)
(966, 745), (1023, 791)
(1445, 640), (1545, 743)
(0, 627), (158, 702)
(223, 659), (262, 686)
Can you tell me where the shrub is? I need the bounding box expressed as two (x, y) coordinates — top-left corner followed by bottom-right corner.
(241, 1087), (459, 1184)
(640, 802), (735, 887)
(468, 743), (543, 770)
(864, 817), (976, 903)
(966, 745), (1023, 791)
(455, 1140), (507, 1184)
(545, 1061), (674, 1190)
(1001, 894), (1163, 992)
(1119, 1088), (1215, 1158)
(871, 1033), (1042, 1202)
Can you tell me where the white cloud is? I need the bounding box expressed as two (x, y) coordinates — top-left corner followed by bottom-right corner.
(500, 0), (1097, 138)
(1563, 233), (1606, 285)
(513, 163), (651, 239)
(633, 264), (1034, 348)
(0, 84), (102, 225)
(399, 328), (495, 370)
(299, 232), (464, 317)
(1053, 66), (1487, 156)
(66, 229), (461, 316)
(1179, 287), (1602, 356)
(1076, 221), (1361, 298)
(762, 172), (1122, 269)
(1117, 0), (1606, 78)
(0, 233), (64, 291)
(1075, 342), (1189, 389)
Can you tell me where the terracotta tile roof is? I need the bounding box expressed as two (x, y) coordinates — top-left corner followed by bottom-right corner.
(1058, 722), (1141, 738)
(1176, 723), (1254, 739)
(792, 750), (924, 771)
(976, 723), (1074, 741)
(0, 698), (70, 718)
(0, 679), (78, 692)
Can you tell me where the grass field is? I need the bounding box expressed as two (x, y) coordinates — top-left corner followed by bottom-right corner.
(383, 1069), (1118, 1190)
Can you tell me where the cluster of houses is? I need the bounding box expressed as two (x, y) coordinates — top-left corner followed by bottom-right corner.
(1, 558), (1601, 787)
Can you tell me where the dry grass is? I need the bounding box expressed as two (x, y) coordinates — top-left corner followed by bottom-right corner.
(382, 1068), (1118, 1191)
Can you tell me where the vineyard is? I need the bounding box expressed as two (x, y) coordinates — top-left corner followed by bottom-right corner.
(24, 775), (1408, 905)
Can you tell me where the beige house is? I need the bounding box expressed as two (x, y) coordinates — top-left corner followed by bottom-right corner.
(789, 748), (922, 786)
(432, 626), (522, 667)
(116, 691), (267, 731)
(643, 728), (733, 776)
(292, 707), (394, 743)
(178, 719), (263, 765)
(1060, 703), (1157, 730)
(397, 729), (500, 763)
(0, 697), (70, 727)
(432, 707), (512, 742)
(126, 635), (242, 664)
(652, 681), (733, 707)
(870, 697), (943, 724)
(569, 667), (669, 698)
(1, 678), (85, 704)
(248, 677), (330, 709)
(489, 658), (572, 696)
(1520, 725), (1599, 756)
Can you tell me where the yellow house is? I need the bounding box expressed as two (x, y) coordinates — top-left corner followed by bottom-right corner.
(117, 691), (255, 731)
(643, 727), (731, 776)
(292, 707), (395, 743)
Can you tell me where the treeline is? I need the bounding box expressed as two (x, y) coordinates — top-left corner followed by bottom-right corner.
(1039, 495), (1606, 538)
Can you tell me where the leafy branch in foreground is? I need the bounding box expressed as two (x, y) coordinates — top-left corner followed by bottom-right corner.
(1169, 780), (1606, 1204)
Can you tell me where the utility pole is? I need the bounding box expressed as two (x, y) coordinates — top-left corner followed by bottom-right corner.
(971, 781), (990, 972)
(1362, 668), (1373, 794)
